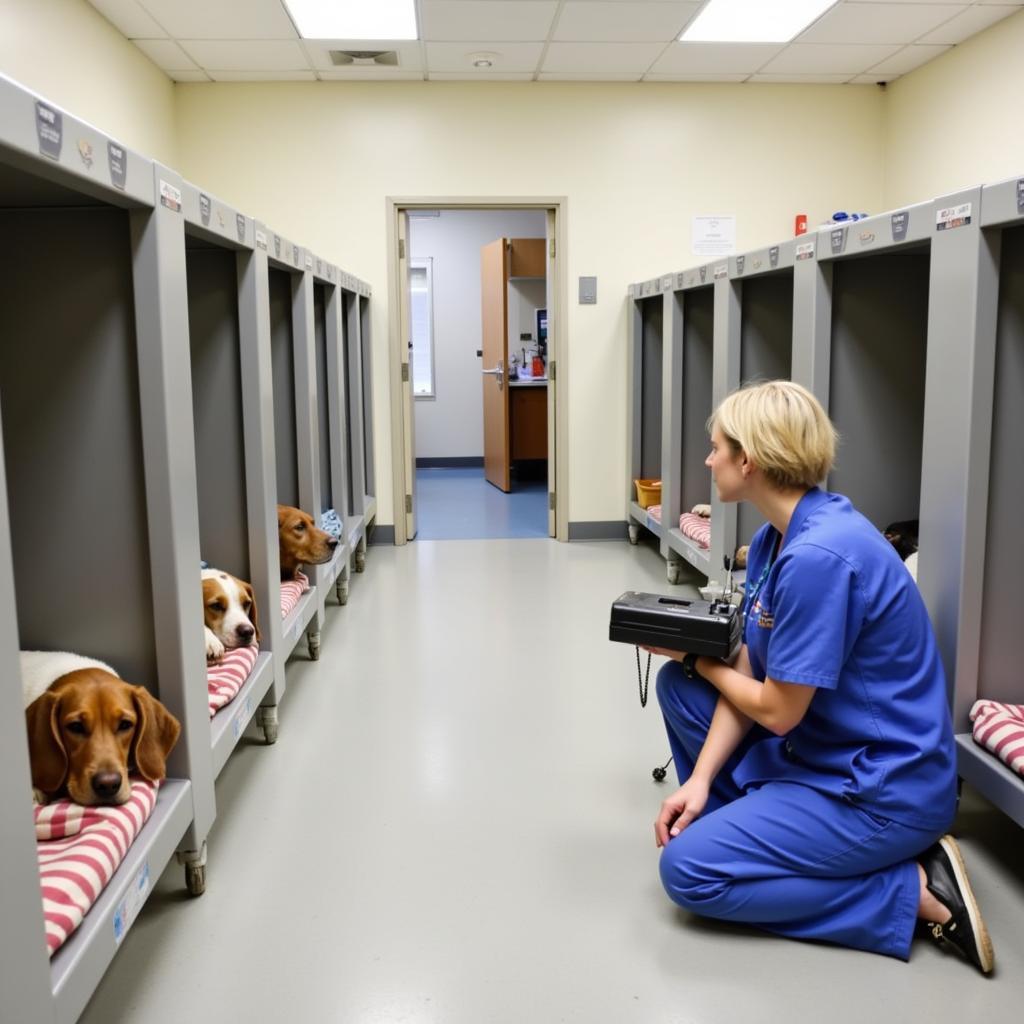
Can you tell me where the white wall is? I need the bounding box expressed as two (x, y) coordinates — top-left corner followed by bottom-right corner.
(410, 209), (545, 460)
(0, 0), (177, 167)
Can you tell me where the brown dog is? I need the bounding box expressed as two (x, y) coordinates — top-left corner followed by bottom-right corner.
(24, 659), (180, 806)
(277, 503), (337, 580)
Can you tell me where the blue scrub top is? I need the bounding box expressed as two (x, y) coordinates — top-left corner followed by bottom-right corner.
(736, 488), (957, 830)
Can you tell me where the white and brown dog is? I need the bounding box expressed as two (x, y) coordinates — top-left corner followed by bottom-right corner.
(201, 569), (259, 662)
(21, 651), (180, 806)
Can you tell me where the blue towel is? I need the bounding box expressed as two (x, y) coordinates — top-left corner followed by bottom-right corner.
(320, 508), (343, 540)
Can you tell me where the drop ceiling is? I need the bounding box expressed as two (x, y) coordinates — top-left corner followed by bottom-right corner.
(87, 0), (1023, 84)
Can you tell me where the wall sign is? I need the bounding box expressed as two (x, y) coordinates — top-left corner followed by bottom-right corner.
(35, 102), (62, 160)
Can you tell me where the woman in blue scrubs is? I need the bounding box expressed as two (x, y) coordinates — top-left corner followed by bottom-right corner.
(646, 380), (994, 973)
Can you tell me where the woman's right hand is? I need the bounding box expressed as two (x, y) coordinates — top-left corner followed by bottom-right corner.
(654, 777), (710, 847)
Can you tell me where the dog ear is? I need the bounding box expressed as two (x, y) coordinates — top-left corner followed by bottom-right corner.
(243, 581), (261, 643)
(277, 505), (286, 529)
(129, 687), (181, 783)
(25, 691), (68, 795)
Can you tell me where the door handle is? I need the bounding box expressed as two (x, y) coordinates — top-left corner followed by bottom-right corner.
(481, 360), (504, 390)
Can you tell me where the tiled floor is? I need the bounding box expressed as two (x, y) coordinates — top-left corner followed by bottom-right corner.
(79, 538), (1024, 1024)
(414, 466), (548, 540)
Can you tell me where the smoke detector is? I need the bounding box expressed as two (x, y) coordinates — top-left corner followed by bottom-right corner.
(329, 50), (400, 67)
(469, 51), (500, 69)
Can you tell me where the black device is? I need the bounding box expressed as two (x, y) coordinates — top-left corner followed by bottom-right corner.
(609, 591), (742, 661)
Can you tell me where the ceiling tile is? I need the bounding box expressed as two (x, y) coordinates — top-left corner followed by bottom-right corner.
(304, 41), (424, 71)
(88, 0), (167, 38)
(425, 41), (545, 71)
(542, 41), (668, 72)
(748, 72), (855, 83)
(798, 3), (968, 44)
(167, 70), (212, 82)
(180, 39), (311, 70)
(428, 72), (536, 80)
(138, 0), (297, 40)
(644, 72), (750, 81)
(761, 42), (902, 73)
(553, 2), (701, 43)
(538, 71), (644, 80)
(209, 70), (317, 81)
(649, 42), (783, 73)
(421, 1), (558, 42)
(865, 42), (951, 71)
(918, 4), (1021, 43)
(133, 38), (199, 69)
(319, 69), (426, 80)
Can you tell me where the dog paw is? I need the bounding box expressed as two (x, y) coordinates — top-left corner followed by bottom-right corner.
(204, 627), (225, 662)
(691, 503), (711, 518)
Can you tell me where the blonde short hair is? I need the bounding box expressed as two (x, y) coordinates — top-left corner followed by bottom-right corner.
(707, 380), (837, 489)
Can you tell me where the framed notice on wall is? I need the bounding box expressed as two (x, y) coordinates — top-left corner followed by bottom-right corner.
(692, 215), (736, 257)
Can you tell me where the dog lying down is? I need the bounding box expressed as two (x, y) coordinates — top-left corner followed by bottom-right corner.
(21, 651), (180, 806)
(883, 519), (919, 583)
(202, 569), (259, 662)
(277, 503), (338, 580)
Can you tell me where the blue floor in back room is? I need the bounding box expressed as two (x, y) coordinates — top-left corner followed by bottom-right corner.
(415, 466), (548, 540)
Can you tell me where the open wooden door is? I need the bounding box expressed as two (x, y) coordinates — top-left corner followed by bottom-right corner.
(398, 210), (417, 538)
(481, 238), (510, 492)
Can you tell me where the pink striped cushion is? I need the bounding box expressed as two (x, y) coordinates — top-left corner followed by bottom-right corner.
(970, 700), (1024, 778)
(280, 571), (309, 619)
(647, 505), (662, 523)
(207, 644), (260, 718)
(678, 512), (711, 549)
(35, 780), (158, 956)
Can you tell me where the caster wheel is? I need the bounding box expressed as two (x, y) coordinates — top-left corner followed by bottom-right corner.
(257, 706), (278, 745)
(628, 524), (639, 546)
(261, 723), (279, 745)
(354, 552), (366, 573)
(652, 767), (668, 783)
(667, 562), (682, 585)
(337, 581), (349, 605)
(185, 863), (206, 897)
(308, 636), (321, 661)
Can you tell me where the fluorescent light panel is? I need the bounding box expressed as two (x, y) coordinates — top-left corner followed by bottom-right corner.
(284, 0), (418, 40)
(680, 0), (838, 43)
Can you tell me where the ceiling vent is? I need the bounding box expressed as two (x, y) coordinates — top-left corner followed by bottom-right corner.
(329, 50), (399, 67)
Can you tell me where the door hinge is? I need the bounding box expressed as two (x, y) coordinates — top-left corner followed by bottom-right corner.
(398, 238), (405, 260)
(548, 492), (556, 511)
(549, 238), (555, 258)
(401, 362), (409, 383)
(405, 494), (413, 514)
(549, 360), (556, 381)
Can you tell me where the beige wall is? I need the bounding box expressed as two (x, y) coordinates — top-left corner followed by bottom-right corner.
(174, 81), (886, 525)
(0, 0), (177, 166)
(884, 9), (1024, 208)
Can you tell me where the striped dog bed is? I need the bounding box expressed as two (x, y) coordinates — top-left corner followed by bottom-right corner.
(280, 571), (309, 619)
(207, 644), (260, 718)
(36, 780), (158, 956)
(970, 700), (1024, 779)
(678, 512), (711, 550)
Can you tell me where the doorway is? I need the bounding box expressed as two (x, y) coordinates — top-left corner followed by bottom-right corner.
(386, 198), (568, 544)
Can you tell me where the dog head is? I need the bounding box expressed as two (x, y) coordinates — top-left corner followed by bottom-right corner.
(201, 569), (259, 649)
(25, 669), (180, 805)
(883, 519), (919, 561)
(277, 504), (337, 578)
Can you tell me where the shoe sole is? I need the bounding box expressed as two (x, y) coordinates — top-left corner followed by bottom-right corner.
(939, 834), (995, 974)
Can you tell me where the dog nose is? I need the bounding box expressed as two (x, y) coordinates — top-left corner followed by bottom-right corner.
(91, 772), (123, 800)
(236, 623), (255, 643)
(327, 536), (339, 549)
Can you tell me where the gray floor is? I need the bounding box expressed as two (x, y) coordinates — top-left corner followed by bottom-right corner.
(80, 538), (1023, 1023)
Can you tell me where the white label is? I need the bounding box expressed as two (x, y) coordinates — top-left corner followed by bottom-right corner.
(713, 263), (728, 280)
(113, 860), (151, 944)
(255, 229), (268, 250)
(693, 214), (736, 257)
(305, 254), (313, 270)
(936, 202), (972, 231)
(795, 242), (815, 261)
(232, 695), (254, 739)
(159, 179), (182, 213)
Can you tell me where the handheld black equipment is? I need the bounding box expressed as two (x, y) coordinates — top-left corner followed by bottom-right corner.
(610, 557), (743, 781)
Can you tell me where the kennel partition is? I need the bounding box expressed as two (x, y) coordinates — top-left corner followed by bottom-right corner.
(181, 183), (281, 767)
(259, 222), (323, 667)
(0, 75), (214, 1023)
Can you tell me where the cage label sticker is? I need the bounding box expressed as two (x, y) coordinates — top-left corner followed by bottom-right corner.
(305, 253), (313, 271)
(236, 213), (246, 242)
(699, 266), (707, 283)
(35, 102), (62, 160)
(1017, 179), (1024, 215)
(891, 210), (909, 241)
(199, 193), (211, 226)
(936, 203), (971, 231)
(736, 255), (745, 275)
(232, 695), (254, 739)
(830, 227), (847, 255)
(159, 179), (182, 213)
(107, 142), (127, 190)
(113, 860), (150, 945)
(769, 246), (779, 268)
(713, 263), (728, 279)
(796, 242), (815, 261)
(274, 235), (281, 258)
(255, 229), (268, 250)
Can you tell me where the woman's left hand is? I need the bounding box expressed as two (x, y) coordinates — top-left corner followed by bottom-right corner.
(640, 645), (687, 663)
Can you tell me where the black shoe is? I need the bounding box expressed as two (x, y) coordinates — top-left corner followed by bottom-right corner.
(920, 834), (994, 975)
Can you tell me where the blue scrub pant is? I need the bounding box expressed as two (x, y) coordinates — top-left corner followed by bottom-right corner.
(656, 663), (946, 960)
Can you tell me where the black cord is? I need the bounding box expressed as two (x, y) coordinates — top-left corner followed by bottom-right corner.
(635, 646), (652, 707)
(652, 755), (674, 783)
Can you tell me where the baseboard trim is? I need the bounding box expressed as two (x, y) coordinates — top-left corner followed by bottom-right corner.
(368, 524), (395, 545)
(568, 521), (629, 541)
(415, 457), (484, 468)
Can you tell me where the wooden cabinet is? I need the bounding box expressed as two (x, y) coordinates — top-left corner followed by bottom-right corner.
(510, 384), (548, 460)
(509, 238), (546, 279)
